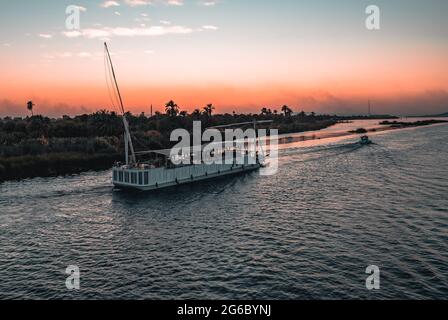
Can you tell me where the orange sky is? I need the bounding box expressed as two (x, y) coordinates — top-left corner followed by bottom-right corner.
(1, 0), (448, 116)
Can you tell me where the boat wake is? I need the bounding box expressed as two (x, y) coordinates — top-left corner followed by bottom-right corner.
(283, 141), (374, 163)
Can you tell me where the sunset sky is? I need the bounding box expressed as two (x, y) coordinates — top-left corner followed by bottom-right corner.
(1, 0), (447, 117)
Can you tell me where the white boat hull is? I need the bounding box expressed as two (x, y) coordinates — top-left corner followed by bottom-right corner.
(113, 161), (260, 191)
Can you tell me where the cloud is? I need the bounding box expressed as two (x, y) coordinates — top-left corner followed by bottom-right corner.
(202, 25), (218, 30)
(101, 1), (120, 8)
(41, 51), (102, 60)
(3, 90), (448, 118)
(0, 99), (93, 118)
(73, 5), (87, 11)
(199, 0), (217, 6)
(167, 0), (184, 6)
(63, 31), (83, 38)
(135, 14), (151, 23)
(41, 52), (72, 59)
(275, 90), (448, 116)
(124, 0), (152, 6)
(380, 90), (448, 116)
(78, 52), (93, 58)
(62, 25), (194, 38)
(123, 0), (184, 6)
(39, 34), (53, 39)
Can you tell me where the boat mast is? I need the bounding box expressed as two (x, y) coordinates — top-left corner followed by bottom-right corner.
(104, 42), (136, 165)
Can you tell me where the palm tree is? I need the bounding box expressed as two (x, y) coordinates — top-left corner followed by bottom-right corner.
(165, 100), (179, 117)
(203, 104), (215, 117)
(281, 105), (293, 117)
(92, 110), (121, 136)
(27, 101), (34, 116)
(261, 108), (273, 116)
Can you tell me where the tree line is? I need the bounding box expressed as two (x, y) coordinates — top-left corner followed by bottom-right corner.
(0, 101), (341, 180)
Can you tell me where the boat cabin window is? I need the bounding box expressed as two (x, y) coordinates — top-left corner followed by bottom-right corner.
(144, 172), (149, 185)
(119, 171), (123, 182)
(138, 172), (143, 185)
(125, 172), (130, 183)
(113, 170), (118, 181)
(131, 172), (137, 184)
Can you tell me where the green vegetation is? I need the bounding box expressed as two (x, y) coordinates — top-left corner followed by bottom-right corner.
(0, 103), (346, 181)
(380, 120), (448, 127)
(349, 128), (368, 134)
(0, 153), (119, 181)
(409, 112), (448, 118)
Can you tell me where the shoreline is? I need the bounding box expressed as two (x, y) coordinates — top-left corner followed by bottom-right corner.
(0, 153), (119, 182)
(0, 116), (338, 183)
(1, 119), (446, 183)
(277, 119), (448, 146)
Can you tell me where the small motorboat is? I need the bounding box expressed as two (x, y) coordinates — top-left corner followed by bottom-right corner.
(360, 135), (372, 145)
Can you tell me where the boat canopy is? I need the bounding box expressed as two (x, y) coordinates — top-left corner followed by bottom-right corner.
(208, 120), (273, 130)
(135, 141), (253, 158)
(135, 149), (173, 157)
(134, 120), (272, 159)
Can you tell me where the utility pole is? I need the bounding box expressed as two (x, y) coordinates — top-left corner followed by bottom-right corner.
(150, 104), (153, 117)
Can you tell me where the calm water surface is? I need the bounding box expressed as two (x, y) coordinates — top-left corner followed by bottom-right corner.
(0, 121), (447, 299)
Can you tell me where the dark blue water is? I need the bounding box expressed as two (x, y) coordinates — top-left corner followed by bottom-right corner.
(1, 122), (447, 299)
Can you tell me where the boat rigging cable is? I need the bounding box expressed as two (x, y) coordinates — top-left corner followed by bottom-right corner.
(104, 45), (120, 113)
(104, 42), (137, 164)
(103, 45), (151, 154)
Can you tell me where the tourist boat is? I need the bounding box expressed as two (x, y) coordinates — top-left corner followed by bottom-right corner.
(104, 43), (268, 191)
(112, 146), (264, 191)
(360, 135), (372, 145)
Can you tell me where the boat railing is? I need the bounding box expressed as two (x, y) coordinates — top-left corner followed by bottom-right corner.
(114, 152), (259, 171)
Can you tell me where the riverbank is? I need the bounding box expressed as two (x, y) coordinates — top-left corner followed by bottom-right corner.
(379, 119), (448, 127)
(2, 117), (445, 182)
(0, 112), (338, 182)
(0, 153), (119, 181)
(277, 118), (448, 146)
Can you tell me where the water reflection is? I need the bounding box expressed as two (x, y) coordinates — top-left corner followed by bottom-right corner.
(0, 121), (447, 299)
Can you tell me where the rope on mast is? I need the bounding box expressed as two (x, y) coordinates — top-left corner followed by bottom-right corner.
(104, 46), (119, 112)
(104, 42), (137, 164)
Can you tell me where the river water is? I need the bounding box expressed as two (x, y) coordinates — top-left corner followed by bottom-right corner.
(0, 120), (447, 299)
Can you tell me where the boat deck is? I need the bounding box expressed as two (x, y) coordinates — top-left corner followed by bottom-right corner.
(113, 156), (260, 191)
